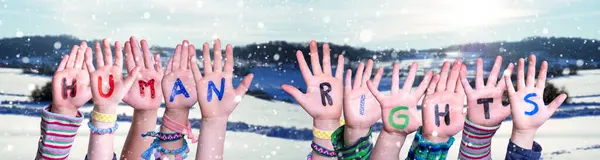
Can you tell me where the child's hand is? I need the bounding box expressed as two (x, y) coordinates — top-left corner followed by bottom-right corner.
(51, 42), (93, 116)
(343, 60), (382, 130)
(86, 39), (141, 113)
(122, 37), (164, 110)
(190, 39), (254, 119)
(367, 62), (432, 135)
(504, 54), (567, 149)
(282, 40), (344, 122)
(460, 56), (514, 127)
(421, 60), (466, 143)
(161, 40), (198, 110)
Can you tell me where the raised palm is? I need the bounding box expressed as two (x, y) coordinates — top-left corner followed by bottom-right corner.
(504, 55), (567, 131)
(460, 56), (514, 127)
(162, 41), (198, 109)
(421, 60), (466, 142)
(122, 37), (164, 110)
(191, 39), (254, 118)
(51, 42), (93, 115)
(86, 39), (140, 111)
(282, 40), (345, 120)
(367, 62), (432, 134)
(343, 60), (382, 129)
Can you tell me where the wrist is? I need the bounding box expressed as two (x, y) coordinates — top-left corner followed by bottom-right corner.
(93, 104), (117, 114)
(423, 134), (450, 143)
(133, 108), (158, 115)
(50, 103), (79, 117)
(313, 119), (340, 131)
(510, 128), (537, 149)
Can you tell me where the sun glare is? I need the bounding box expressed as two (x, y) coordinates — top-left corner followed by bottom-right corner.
(446, 0), (507, 27)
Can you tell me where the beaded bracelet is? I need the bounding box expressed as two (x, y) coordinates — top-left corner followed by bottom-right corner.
(311, 141), (337, 157)
(91, 110), (117, 123)
(141, 138), (190, 160)
(141, 131), (184, 142)
(87, 121), (118, 135)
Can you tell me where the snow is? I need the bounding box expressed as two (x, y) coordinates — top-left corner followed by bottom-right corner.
(1, 67), (600, 159)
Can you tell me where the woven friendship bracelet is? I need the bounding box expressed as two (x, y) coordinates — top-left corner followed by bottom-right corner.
(88, 121), (119, 135)
(407, 127), (455, 160)
(162, 114), (198, 143)
(142, 131), (184, 142)
(91, 110), (117, 123)
(313, 127), (335, 140)
(311, 141), (337, 157)
(331, 125), (374, 160)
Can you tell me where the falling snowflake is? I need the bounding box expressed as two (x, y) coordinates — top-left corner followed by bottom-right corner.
(16, 31), (23, 37)
(53, 41), (62, 50)
(322, 16), (330, 23)
(576, 59), (584, 67)
(273, 54), (280, 61)
(21, 57), (30, 63)
(143, 12), (151, 19)
(257, 22), (264, 29)
(542, 28), (549, 34)
(359, 30), (373, 43)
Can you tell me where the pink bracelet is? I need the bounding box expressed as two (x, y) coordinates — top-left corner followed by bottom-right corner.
(162, 114), (198, 143)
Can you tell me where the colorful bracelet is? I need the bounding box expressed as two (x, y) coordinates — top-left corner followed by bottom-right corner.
(311, 141), (337, 157)
(87, 121), (119, 135)
(142, 131), (184, 142)
(407, 127), (455, 160)
(141, 138), (190, 160)
(162, 114), (198, 143)
(91, 110), (117, 123)
(313, 127), (335, 140)
(331, 125), (373, 160)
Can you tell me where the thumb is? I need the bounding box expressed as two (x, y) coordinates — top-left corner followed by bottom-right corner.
(235, 74), (255, 97)
(281, 84), (304, 104)
(123, 67), (141, 90)
(366, 80), (384, 104)
(547, 93), (567, 114)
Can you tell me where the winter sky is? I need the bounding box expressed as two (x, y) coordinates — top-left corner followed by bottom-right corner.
(0, 0), (599, 49)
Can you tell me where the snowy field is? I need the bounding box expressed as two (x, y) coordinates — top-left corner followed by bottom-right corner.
(1, 67), (600, 159)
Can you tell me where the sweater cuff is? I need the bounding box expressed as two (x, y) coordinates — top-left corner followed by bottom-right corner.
(407, 127), (455, 160)
(459, 118), (501, 160)
(506, 140), (542, 159)
(38, 105), (84, 160)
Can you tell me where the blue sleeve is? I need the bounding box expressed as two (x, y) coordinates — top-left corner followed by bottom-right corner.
(505, 140), (542, 160)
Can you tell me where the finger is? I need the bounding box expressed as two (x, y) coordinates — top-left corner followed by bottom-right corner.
(74, 42), (86, 69)
(436, 61), (450, 92)
(84, 48), (95, 72)
(335, 55), (345, 80)
(547, 93), (567, 114)
(536, 61), (548, 89)
(190, 50), (203, 81)
(372, 67), (384, 88)
(114, 41), (123, 68)
(141, 40), (154, 70)
(497, 63), (514, 91)
(173, 44), (182, 70)
(455, 76), (464, 94)
(213, 39), (223, 72)
(181, 40), (190, 70)
(366, 80), (384, 103)
(202, 43), (213, 73)
(391, 63), (400, 93)
(362, 60), (374, 87)
(66, 45), (79, 69)
(402, 62), (418, 93)
(123, 67), (142, 90)
(235, 74), (255, 96)
(94, 42), (105, 68)
(526, 54), (537, 87)
(154, 54), (163, 74)
(309, 40), (323, 76)
(427, 74), (441, 95)
(475, 58), (484, 88)
(459, 64), (474, 95)
(413, 71), (433, 97)
(296, 51), (313, 79)
(282, 84), (305, 103)
(504, 73), (516, 94)
(56, 54), (69, 71)
(345, 69), (352, 91)
(486, 56), (502, 87)
(102, 39), (113, 66)
(353, 62), (365, 89)
(224, 44), (234, 73)
(446, 59), (461, 91)
(165, 57), (173, 74)
(124, 41), (135, 71)
(322, 43), (332, 76)
(517, 58), (526, 90)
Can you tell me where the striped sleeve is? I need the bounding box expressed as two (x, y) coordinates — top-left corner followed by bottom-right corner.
(458, 118), (501, 160)
(37, 105), (84, 160)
